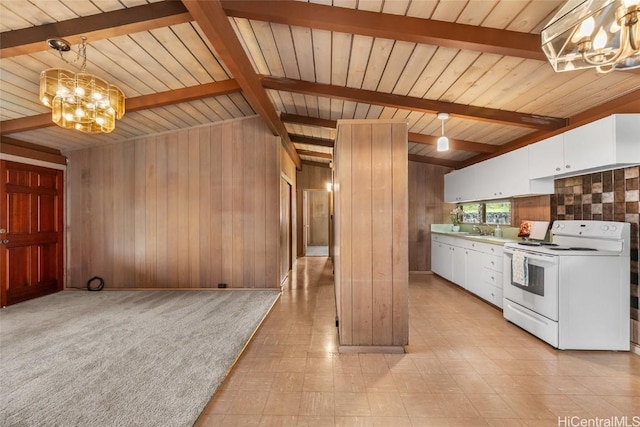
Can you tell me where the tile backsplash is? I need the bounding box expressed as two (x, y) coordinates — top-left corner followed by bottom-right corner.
(551, 166), (639, 345)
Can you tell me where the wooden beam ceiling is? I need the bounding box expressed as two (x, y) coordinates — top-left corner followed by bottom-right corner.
(282, 113), (499, 154)
(408, 154), (460, 168)
(297, 150), (332, 160)
(289, 134), (334, 148)
(0, 79), (242, 135)
(0, 2), (191, 58)
(221, 0), (546, 61)
(264, 76), (567, 130)
(182, 0), (301, 169)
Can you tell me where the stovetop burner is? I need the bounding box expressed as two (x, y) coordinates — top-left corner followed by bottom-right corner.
(548, 246), (598, 251)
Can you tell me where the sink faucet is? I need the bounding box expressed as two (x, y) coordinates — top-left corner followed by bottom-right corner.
(472, 225), (482, 234)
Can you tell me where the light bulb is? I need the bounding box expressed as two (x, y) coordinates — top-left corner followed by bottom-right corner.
(75, 108), (85, 118)
(92, 92), (103, 101)
(96, 117), (105, 125)
(437, 136), (449, 152)
(74, 86), (85, 96)
(64, 113), (74, 121)
(578, 16), (595, 38)
(593, 27), (608, 49)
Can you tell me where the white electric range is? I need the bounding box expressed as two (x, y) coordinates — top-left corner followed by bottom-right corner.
(503, 220), (630, 350)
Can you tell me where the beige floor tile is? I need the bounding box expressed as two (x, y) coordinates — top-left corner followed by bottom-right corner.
(334, 392), (372, 416)
(367, 392), (407, 417)
(257, 415), (298, 427)
(196, 258), (640, 425)
(262, 391), (302, 416)
(466, 393), (518, 419)
(299, 391), (335, 416)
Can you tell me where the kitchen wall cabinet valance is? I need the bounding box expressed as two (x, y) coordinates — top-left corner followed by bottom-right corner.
(333, 119), (408, 352)
(529, 114), (640, 180)
(444, 147), (553, 203)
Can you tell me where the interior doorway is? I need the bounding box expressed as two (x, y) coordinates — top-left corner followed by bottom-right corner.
(303, 190), (329, 257)
(280, 177), (292, 284)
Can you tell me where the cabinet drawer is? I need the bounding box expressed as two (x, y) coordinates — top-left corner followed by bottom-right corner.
(482, 253), (503, 272)
(474, 282), (503, 308)
(482, 268), (503, 287)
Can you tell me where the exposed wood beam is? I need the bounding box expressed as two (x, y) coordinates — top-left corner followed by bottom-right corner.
(264, 76), (566, 130)
(0, 2), (191, 58)
(221, 0), (546, 61)
(408, 154), (460, 169)
(289, 134), (334, 148)
(460, 88), (640, 168)
(126, 79), (241, 111)
(1, 137), (67, 165)
(297, 149), (332, 160)
(302, 160), (331, 169)
(282, 113), (498, 154)
(183, 0), (301, 169)
(0, 79), (242, 135)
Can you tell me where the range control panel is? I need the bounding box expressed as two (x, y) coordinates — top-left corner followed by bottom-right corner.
(552, 220), (626, 239)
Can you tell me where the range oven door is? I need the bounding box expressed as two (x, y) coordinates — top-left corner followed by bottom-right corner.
(503, 248), (559, 321)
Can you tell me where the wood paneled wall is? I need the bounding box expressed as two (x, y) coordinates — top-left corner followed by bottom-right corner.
(66, 116), (282, 289)
(296, 164), (331, 256)
(333, 119), (408, 349)
(408, 161), (453, 271)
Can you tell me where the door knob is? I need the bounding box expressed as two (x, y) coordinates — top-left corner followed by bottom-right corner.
(0, 239), (9, 244)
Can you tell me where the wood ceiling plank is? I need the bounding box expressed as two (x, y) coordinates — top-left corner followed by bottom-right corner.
(361, 38), (395, 91)
(182, 0), (300, 169)
(407, 47), (458, 98)
(272, 23), (300, 79)
(172, 23), (231, 82)
(424, 50), (481, 101)
(0, 79), (242, 135)
(312, 28), (332, 85)
(441, 53), (502, 104)
(345, 35), (373, 89)
(291, 26), (315, 81)
(332, 32), (352, 87)
(301, 159), (330, 168)
(377, 41), (416, 94)
(408, 154), (461, 168)
(393, 44), (438, 96)
(263, 76), (566, 130)
(220, 0), (547, 61)
(0, 2), (191, 58)
(251, 20), (285, 77)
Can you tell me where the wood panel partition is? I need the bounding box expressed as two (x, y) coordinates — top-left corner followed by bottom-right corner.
(333, 119), (408, 352)
(66, 116), (282, 289)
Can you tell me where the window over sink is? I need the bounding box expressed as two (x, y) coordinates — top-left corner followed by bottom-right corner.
(461, 201), (511, 225)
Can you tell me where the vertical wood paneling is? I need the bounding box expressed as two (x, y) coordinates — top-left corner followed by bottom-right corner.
(199, 127), (211, 287)
(391, 122), (409, 346)
(166, 134), (179, 287)
(66, 116), (282, 289)
(334, 119), (408, 349)
(351, 124), (373, 345)
(296, 165), (332, 256)
(155, 135), (168, 287)
(188, 129), (200, 287)
(371, 123), (393, 345)
(408, 161), (451, 271)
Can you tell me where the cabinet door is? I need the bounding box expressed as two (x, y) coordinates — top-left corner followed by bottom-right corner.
(431, 240), (451, 278)
(465, 249), (483, 294)
(451, 246), (466, 287)
(563, 116), (615, 173)
(529, 134), (564, 179)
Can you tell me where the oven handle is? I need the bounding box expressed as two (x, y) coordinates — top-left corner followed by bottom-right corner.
(504, 248), (558, 264)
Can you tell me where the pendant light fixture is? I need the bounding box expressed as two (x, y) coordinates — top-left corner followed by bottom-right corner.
(39, 37), (125, 133)
(541, 0), (640, 73)
(437, 112), (450, 152)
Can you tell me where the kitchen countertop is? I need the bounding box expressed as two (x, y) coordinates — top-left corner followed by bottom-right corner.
(431, 230), (520, 246)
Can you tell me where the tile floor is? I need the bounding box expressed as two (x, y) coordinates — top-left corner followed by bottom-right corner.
(196, 257), (640, 426)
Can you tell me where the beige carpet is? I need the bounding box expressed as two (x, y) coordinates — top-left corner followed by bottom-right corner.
(0, 289), (279, 427)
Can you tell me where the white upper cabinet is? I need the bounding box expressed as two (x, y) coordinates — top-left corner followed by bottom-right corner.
(530, 114), (640, 179)
(529, 134), (564, 179)
(444, 165), (478, 203)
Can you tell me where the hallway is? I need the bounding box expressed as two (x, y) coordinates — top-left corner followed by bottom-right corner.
(197, 257), (640, 426)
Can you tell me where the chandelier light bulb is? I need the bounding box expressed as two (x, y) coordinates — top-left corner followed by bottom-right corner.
(593, 27), (609, 49)
(579, 16), (596, 38)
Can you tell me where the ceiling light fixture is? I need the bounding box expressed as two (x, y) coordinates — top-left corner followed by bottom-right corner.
(436, 113), (450, 152)
(541, 0), (640, 73)
(40, 37), (125, 133)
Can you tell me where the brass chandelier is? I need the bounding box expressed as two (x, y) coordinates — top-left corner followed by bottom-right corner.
(40, 37), (125, 133)
(541, 0), (640, 73)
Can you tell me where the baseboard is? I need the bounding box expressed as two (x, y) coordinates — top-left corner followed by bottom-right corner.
(338, 345), (405, 354)
(631, 342), (640, 356)
(409, 270), (433, 275)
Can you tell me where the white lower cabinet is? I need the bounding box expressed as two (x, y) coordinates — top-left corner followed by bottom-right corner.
(431, 235), (504, 308)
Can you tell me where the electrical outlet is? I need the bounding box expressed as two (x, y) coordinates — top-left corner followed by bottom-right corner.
(217, 283), (227, 288)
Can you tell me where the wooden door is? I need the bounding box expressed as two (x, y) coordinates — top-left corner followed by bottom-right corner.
(0, 161), (64, 306)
